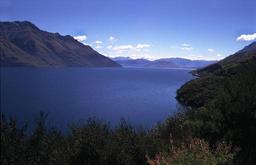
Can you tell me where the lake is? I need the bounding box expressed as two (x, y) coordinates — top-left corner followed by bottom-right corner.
(1, 68), (193, 129)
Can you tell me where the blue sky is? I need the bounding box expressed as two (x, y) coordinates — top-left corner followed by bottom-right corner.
(1, 0), (256, 60)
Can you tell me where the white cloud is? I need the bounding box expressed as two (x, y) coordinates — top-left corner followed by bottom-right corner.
(136, 44), (151, 49)
(180, 43), (194, 51)
(182, 43), (190, 47)
(112, 45), (134, 51)
(95, 40), (103, 44)
(107, 52), (159, 61)
(236, 33), (256, 41)
(170, 44), (193, 51)
(196, 55), (204, 59)
(128, 54), (158, 60)
(107, 45), (113, 49)
(182, 53), (224, 60)
(208, 48), (214, 52)
(109, 36), (115, 41)
(73, 35), (87, 42)
(86, 43), (93, 47)
(186, 54), (203, 60)
(181, 47), (194, 51)
(105, 43), (153, 59)
(111, 44), (150, 51)
(95, 45), (102, 49)
(109, 36), (117, 42)
(93, 40), (103, 49)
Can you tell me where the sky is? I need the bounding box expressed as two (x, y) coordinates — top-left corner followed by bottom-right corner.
(1, 0), (256, 60)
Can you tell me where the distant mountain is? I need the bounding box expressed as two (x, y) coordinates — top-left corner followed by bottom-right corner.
(0, 21), (121, 67)
(145, 59), (178, 68)
(112, 57), (216, 69)
(151, 58), (216, 68)
(111, 57), (151, 68)
(111, 57), (133, 61)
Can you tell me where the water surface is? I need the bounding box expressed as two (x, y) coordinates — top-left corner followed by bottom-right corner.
(1, 68), (193, 129)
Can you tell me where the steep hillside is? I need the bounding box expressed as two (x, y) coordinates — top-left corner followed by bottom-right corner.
(177, 42), (256, 107)
(0, 21), (121, 67)
(196, 42), (256, 75)
(176, 42), (256, 164)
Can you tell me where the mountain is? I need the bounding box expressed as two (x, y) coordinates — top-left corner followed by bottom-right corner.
(176, 42), (256, 163)
(111, 57), (133, 61)
(111, 57), (151, 68)
(168, 58), (216, 68)
(112, 57), (216, 69)
(151, 58), (216, 68)
(195, 41), (256, 75)
(145, 58), (178, 68)
(237, 41), (256, 53)
(0, 21), (121, 67)
(177, 41), (256, 107)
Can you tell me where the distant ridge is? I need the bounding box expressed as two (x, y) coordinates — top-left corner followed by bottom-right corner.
(112, 57), (216, 69)
(0, 21), (121, 67)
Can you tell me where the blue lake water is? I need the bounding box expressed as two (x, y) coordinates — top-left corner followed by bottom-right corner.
(1, 68), (193, 129)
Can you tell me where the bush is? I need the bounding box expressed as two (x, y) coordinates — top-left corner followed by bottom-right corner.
(146, 138), (233, 165)
(1, 114), (164, 165)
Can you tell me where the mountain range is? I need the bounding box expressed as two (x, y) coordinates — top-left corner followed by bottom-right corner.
(112, 57), (217, 69)
(0, 21), (120, 67)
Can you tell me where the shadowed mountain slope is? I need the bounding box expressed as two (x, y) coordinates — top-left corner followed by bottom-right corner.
(176, 42), (256, 164)
(0, 21), (121, 67)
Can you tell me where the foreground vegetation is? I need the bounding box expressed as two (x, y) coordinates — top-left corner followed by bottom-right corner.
(1, 112), (234, 165)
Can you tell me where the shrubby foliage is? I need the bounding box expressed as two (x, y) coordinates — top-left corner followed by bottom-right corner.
(1, 111), (234, 165)
(176, 59), (256, 164)
(1, 114), (164, 165)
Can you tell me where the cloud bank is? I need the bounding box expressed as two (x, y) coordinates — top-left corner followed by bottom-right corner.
(106, 43), (152, 59)
(95, 40), (103, 44)
(111, 44), (151, 51)
(73, 35), (87, 42)
(170, 43), (194, 51)
(180, 44), (193, 51)
(109, 36), (117, 42)
(136, 44), (150, 49)
(236, 33), (256, 41)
